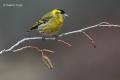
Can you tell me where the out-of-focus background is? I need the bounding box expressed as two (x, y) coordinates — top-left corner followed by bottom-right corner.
(0, 0), (120, 80)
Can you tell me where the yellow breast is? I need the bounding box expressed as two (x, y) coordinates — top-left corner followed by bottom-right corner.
(42, 14), (64, 36)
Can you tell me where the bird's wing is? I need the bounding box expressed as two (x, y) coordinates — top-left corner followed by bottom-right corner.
(30, 13), (53, 31)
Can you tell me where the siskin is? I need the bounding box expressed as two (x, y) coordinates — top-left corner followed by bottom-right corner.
(28, 9), (68, 39)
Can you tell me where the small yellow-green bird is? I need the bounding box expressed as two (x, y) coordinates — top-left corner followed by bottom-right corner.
(28, 9), (68, 39)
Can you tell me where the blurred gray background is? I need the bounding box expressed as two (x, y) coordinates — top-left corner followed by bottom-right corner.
(0, 0), (120, 80)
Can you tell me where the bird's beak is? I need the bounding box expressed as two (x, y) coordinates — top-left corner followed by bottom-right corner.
(64, 14), (69, 17)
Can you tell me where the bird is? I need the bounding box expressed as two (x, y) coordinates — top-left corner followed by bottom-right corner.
(27, 9), (68, 39)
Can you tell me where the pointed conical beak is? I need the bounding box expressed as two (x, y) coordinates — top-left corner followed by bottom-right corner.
(64, 14), (69, 17)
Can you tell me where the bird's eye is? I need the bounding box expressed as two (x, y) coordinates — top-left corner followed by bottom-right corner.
(58, 9), (65, 14)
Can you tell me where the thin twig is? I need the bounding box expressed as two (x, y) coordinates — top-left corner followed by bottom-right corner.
(13, 45), (54, 54)
(81, 31), (96, 48)
(42, 49), (55, 53)
(0, 22), (120, 54)
(57, 39), (72, 47)
(13, 45), (42, 53)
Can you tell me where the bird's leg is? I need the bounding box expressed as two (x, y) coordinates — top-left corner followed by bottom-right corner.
(42, 36), (46, 40)
(54, 35), (58, 40)
(40, 31), (46, 40)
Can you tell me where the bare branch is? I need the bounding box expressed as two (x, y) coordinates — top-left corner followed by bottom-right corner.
(0, 37), (55, 54)
(42, 49), (55, 53)
(13, 45), (54, 53)
(58, 22), (120, 37)
(0, 22), (120, 54)
(13, 45), (42, 53)
(42, 53), (54, 69)
(57, 39), (72, 47)
(81, 31), (96, 48)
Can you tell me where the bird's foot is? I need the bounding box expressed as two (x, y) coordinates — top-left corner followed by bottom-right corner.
(54, 35), (58, 40)
(42, 37), (46, 40)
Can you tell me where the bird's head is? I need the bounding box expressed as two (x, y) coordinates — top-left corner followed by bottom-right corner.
(52, 9), (68, 18)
